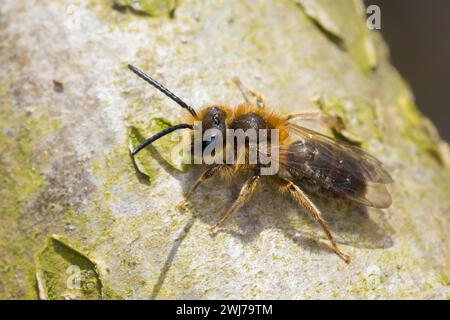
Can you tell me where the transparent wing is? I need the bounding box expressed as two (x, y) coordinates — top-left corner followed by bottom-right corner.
(276, 124), (393, 208)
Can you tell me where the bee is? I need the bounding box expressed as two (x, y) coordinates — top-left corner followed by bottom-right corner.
(128, 64), (393, 263)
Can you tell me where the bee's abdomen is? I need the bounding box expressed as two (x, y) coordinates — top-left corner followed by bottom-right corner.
(286, 140), (366, 198)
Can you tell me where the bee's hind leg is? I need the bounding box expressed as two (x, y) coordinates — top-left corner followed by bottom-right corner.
(232, 77), (267, 109)
(272, 176), (350, 264)
(209, 174), (260, 235)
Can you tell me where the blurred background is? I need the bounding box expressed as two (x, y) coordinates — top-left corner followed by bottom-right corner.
(365, 0), (450, 142)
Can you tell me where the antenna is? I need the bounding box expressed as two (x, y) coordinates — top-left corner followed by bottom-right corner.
(131, 123), (193, 156)
(128, 64), (198, 119)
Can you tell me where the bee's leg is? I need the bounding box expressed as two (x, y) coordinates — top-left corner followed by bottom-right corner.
(272, 176), (350, 263)
(232, 77), (267, 109)
(185, 165), (220, 200)
(285, 111), (345, 132)
(209, 174), (260, 235)
(178, 166), (220, 209)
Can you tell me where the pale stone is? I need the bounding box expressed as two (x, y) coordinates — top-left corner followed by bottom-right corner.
(0, 0), (449, 299)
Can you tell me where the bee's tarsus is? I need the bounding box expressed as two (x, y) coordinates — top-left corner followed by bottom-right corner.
(208, 226), (219, 236)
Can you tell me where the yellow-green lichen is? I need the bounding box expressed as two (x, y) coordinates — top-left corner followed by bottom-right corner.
(295, 0), (377, 72)
(129, 118), (188, 176)
(0, 79), (59, 299)
(315, 96), (382, 145)
(112, 0), (176, 16)
(437, 271), (450, 287)
(35, 235), (102, 300)
(83, 0), (166, 33)
(397, 95), (442, 163)
(128, 127), (157, 179)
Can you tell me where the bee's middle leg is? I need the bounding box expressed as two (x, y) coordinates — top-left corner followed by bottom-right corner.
(209, 174), (260, 235)
(285, 111), (345, 132)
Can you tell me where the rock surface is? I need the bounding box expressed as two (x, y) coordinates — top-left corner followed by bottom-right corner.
(0, 0), (449, 299)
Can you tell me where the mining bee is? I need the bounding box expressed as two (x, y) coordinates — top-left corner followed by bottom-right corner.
(128, 64), (393, 263)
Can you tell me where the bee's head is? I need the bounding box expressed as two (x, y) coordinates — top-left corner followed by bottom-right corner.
(198, 106), (228, 150)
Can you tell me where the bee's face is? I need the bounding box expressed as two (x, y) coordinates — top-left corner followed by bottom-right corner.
(200, 106), (228, 149)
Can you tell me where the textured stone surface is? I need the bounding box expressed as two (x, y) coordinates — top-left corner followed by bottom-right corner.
(0, 0), (449, 299)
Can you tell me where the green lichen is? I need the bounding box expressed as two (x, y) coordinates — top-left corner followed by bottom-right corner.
(36, 235), (102, 300)
(397, 95), (442, 163)
(85, 0), (136, 32)
(84, 0), (167, 32)
(438, 272), (450, 287)
(353, 99), (383, 142)
(128, 118), (188, 178)
(316, 96), (381, 145)
(35, 234), (121, 300)
(0, 79), (59, 299)
(93, 145), (138, 202)
(296, 0), (377, 72)
(128, 126), (161, 180)
(112, 0), (176, 16)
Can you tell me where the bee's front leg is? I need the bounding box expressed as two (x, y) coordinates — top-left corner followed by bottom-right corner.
(209, 174), (260, 235)
(178, 165), (220, 211)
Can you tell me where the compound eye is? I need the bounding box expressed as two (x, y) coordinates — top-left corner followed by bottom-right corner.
(213, 113), (221, 126)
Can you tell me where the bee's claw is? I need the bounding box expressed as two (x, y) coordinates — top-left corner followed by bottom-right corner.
(339, 251), (351, 264)
(332, 245), (351, 264)
(209, 225), (219, 236)
(177, 200), (188, 211)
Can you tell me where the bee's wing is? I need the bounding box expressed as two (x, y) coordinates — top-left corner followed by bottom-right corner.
(276, 124), (393, 208)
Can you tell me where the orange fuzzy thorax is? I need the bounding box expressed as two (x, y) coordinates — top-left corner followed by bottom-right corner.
(187, 103), (289, 144)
